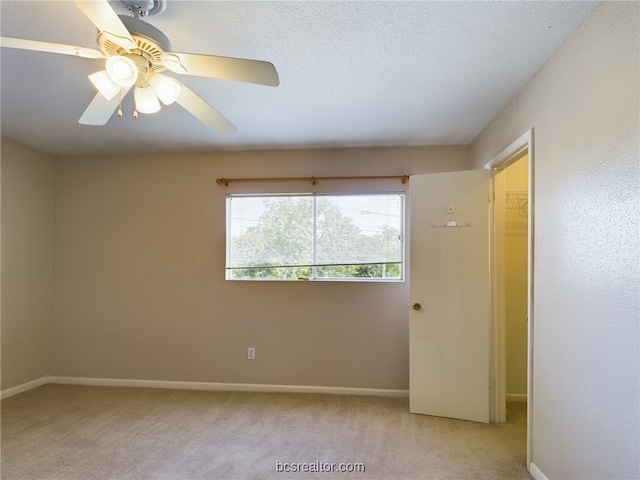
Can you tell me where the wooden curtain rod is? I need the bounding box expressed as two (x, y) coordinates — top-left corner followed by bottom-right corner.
(216, 175), (409, 186)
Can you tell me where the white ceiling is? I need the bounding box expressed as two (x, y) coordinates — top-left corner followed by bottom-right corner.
(1, 1), (598, 157)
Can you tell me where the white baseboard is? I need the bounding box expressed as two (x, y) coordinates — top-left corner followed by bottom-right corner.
(47, 376), (409, 398)
(506, 393), (528, 403)
(529, 462), (549, 480)
(1, 376), (48, 400)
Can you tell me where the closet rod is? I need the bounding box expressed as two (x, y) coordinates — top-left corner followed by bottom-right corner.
(216, 175), (409, 186)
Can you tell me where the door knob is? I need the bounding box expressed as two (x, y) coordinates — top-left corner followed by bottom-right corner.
(412, 303), (421, 311)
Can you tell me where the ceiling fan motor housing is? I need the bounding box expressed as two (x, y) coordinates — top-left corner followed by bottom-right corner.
(97, 15), (171, 87)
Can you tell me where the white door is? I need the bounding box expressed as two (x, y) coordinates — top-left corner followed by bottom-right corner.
(409, 170), (491, 423)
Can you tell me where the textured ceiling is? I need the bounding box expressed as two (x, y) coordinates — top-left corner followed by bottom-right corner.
(0, 1), (598, 156)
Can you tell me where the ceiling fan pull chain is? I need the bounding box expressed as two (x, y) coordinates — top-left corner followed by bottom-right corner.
(117, 90), (123, 118)
(133, 110), (138, 118)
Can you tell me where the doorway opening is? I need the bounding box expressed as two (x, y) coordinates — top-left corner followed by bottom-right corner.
(485, 129), (534, 469)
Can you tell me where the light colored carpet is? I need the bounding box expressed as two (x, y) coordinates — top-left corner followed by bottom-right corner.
(1, 384), (531, 480)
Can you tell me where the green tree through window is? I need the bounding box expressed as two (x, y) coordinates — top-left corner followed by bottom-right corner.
(227, 193), (404, 281)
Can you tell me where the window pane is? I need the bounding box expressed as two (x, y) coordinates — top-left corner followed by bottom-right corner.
(315, 195), (402, 264)
(228, 196), (313, 279)
(226, 193), (404, 281)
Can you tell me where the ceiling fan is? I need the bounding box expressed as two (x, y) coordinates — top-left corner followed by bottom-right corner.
(0, 0), (279, 135)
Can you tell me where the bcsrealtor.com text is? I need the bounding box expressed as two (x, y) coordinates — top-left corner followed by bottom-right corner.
(276, 461), (365, 473)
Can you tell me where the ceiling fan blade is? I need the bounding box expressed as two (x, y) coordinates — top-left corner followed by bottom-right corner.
(175, 82), (238, 135)
(79, 87), (131, 125)
(162, 52), (279, 87)
(0, 36), (105, 59)
(74, 0), (137, 51)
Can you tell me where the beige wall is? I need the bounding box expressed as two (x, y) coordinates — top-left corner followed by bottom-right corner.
(49, 146), (469, 390)
(471, 2), (639, 479)
(1, 138), (54, 390)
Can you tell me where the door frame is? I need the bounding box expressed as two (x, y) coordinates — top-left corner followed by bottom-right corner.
(484, 128), (534, 468)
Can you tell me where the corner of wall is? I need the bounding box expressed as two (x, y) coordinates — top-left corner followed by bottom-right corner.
(1, 137), (55, 390)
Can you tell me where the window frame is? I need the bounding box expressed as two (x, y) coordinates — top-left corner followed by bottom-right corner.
(225, 191), (406, 282)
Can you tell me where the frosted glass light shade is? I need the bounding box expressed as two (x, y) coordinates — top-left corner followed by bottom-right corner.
(134, 86), (161, 114)
(88, 70), (120, 100)
(149, 74), (181, 105)
(106, 55), (138, 88)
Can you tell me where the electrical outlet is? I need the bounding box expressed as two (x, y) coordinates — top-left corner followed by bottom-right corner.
(247, 347), (255, 360)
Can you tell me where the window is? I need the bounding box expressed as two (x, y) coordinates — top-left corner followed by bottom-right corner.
(226, 193), (405, 281)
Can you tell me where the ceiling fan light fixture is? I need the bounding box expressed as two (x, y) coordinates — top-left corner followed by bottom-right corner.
(106, 55), (138, 88)
(3, 0), (278, 135)
(134, 85), (161, 114)
(149, 74), (181, 105)
(88, 70), (120, 100)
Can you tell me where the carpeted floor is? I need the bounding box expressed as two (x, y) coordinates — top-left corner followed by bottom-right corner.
(1, 384), (531, 480)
